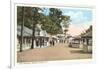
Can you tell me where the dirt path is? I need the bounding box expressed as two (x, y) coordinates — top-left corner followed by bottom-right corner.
(17, 43), (92, 62)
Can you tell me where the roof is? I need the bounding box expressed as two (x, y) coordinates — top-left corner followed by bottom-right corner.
(17, 25), (32, 36)
(81, 30), (92, 38)
(17, 25), (49, 37)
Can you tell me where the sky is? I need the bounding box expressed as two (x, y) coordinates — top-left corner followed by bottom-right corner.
(61, 7), (92, 36)
(42, 7), (93, 36)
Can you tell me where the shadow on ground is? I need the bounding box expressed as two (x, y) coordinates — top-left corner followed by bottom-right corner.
(70, 49), (92, 54)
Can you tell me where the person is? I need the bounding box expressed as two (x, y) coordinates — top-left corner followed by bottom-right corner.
(36, 39), (39, 47)
(52, 40), (55, 46)
(64, 40), (65, 43)
(49, 40), (52, 46)
(40, 38), (42, 48)
(42, 38), (44, 46)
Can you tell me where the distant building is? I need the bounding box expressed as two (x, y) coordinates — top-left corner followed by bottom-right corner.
(69, 36), (81, 48)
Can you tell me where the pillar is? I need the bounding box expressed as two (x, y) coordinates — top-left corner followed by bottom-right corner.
(83, 38), (88, 52)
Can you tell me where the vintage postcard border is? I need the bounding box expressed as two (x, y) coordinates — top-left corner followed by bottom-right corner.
(10, 2), (96, 69)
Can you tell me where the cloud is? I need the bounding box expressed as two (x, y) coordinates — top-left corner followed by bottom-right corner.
(63, 10), (92, 25)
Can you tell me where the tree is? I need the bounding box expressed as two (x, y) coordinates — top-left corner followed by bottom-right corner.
(48, 8), (70, 34)
(17, 7), (25, 52)
(49, 8), (62, 27)
(17, 7), (33, 29)
(17, 7), (34, 51)
(17, 7), (44, 49)
(31, 7), (44, 49)
(61, 16), (70, 35)
(41, 16), (62, 35)
(17, 7), (71, 50)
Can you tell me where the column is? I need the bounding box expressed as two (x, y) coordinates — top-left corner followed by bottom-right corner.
(83, 38), (88, 52)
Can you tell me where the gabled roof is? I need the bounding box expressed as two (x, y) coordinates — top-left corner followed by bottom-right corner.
(81, 30), (92, 38)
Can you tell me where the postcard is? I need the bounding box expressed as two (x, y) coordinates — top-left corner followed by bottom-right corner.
(10, 1), (95, 69)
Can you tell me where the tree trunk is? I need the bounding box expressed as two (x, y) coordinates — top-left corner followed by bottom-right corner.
(20, 7), (24, 52)
(31, 8), (38, 49)
(31, 18), (35, 49)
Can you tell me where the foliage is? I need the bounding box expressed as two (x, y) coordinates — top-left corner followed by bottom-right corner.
(17, 6), (33, 29)
(41, 16), (63, 35)
(17, 7), (70, 35)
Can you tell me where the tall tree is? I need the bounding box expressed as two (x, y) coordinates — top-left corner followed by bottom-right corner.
(48, 8), (70, 34)
(31, 7), (43, 49)
(41, 16), (62, 35)
(17, 7), (33, 28)
(61, 16), (70, 35)
(17, 6), (44, 49)
(17, 7), (33, 51)
(17, 7), (71, 50)
(49, 8), (62, 27)
(20, 7), (24, 52)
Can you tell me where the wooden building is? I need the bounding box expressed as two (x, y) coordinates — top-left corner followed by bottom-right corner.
(17, 25), (49, 51)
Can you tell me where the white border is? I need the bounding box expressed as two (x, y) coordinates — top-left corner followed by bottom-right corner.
(11, 1), (96, 69)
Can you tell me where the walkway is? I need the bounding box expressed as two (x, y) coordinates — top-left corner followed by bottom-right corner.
(17, 43), (92, 62)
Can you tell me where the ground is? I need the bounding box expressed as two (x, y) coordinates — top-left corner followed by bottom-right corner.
(17, 43), (92, 63)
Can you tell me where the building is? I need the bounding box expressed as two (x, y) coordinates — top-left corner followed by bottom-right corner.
(80, 29), (92, 53)
(56, 34), (66, 43)
(17, 24), (49, 51)
(68, 36), (81, 48)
